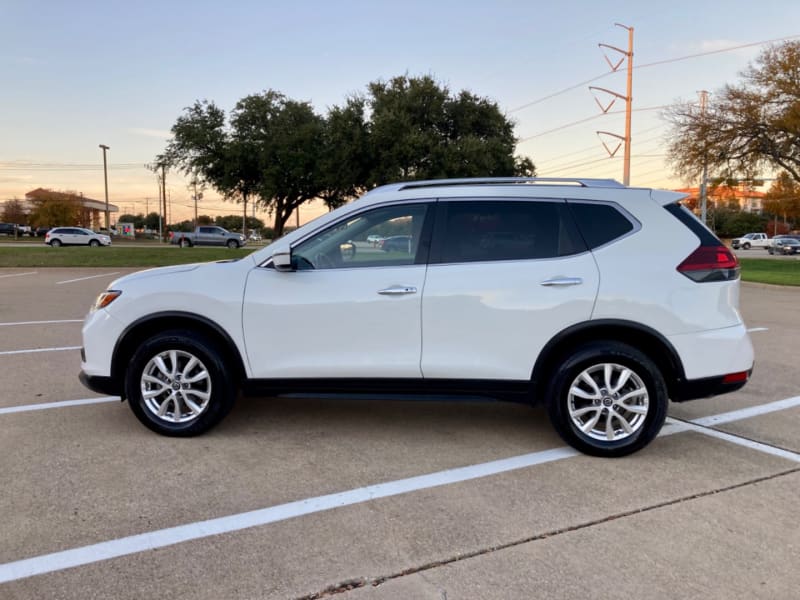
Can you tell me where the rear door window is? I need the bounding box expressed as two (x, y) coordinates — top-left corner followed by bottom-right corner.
(430, 200), (586, 264)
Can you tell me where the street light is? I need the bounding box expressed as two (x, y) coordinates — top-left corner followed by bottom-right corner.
(99, 144), (110, 231)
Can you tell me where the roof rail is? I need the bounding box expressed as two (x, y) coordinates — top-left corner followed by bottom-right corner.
(396, 177), (625, 190)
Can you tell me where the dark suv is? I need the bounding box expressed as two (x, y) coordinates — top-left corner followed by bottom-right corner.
(0, 223), (18, 236)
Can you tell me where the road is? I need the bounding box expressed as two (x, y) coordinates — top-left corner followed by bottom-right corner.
(0, 268), (797, 599)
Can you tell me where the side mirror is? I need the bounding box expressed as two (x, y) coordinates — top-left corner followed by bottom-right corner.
(271, 246), (293, 271)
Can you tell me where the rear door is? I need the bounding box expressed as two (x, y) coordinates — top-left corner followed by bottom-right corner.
(421, 198), (599, 381)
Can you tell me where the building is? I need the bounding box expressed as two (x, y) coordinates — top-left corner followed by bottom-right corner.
(24, 188), (118, 229)
(674, 185), (766, 214)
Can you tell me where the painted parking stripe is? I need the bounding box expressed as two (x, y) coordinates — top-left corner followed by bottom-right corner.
(56, 272), (120, 285)
(0, 346), (81, 356)
(0, 446), (579, 584)
(0, 396), (119, 415)
(0, 319), (83, 327)
(691, 396), (800, 427)
(0, 394), (798, 583)
(746, 327), (769, 333)
(0, 271), (37, 279)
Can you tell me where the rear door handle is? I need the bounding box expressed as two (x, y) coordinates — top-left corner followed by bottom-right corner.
(540, 277), (583, 287)
(378, 285), (418, 295)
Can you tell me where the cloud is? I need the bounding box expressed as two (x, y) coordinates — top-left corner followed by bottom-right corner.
(127, 128), (172, 139)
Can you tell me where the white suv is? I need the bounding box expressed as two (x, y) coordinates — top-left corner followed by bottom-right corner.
(80, 178), (753, 457)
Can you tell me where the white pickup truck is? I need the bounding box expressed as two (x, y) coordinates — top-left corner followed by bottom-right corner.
(731, 232), (770, 250)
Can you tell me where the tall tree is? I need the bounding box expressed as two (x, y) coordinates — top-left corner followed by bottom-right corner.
(365, 75), (535, 185)
(763, 171), (800, 223)
(666, 41), (800, 185)
(27, 190), (81, 228)
(318, 96), (372, 210)
(1, 199), (27, 224)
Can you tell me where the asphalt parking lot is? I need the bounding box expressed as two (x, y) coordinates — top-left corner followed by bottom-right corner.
(0, 268), (798, 599)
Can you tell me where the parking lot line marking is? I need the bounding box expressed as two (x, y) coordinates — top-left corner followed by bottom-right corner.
(0, 396), (119, 415)
(0, 395), (798, 583)
(667, 419), (800, 463)
(0, 319), (83, 327)
(690, 396), (800, 427)
(0, 271), (37, 279)
(56, 272), (120, 285)
(0, 446), (580, 584)
(0, 346), (81, 356)
(747, 327), (769, 333)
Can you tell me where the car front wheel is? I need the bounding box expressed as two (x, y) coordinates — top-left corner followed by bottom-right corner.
(89, 239), (100, 247)
(125, 330), (236, 436)
(742, 242), (751, 249)
(546, 341), (668, 457)
(226, 239), (239, 249)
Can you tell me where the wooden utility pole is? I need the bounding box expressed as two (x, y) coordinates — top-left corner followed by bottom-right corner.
(161, 164), (167, 242)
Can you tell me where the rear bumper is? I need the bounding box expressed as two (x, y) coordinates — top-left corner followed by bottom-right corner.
(671, 368), (753, 402)
(79, 371), (122, 397)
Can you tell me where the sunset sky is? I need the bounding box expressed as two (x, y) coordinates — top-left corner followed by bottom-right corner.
(2, 0), (799, 224)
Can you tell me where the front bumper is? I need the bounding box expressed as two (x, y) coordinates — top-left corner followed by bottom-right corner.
(79, 371), (123, 397)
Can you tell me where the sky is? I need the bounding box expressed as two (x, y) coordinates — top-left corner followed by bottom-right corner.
(2, 0), (799, 224)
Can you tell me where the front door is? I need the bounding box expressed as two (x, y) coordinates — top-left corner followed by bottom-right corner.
(242, 202), (433, 379)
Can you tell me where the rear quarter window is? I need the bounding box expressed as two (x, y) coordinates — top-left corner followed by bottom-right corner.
(567, 202), (635, 249)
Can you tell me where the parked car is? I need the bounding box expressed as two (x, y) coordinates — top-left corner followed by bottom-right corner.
(45, 227), (112, 247)
(380, 235), (412, 253)
(17, 225), (32, 236)
(33, 226), (51, 237)
(170, 226), (246, 248)
(0, 223), (18, 236)
(731, 232), (770, 249)
(80, 177), (753, 457)
(366, 234), (385, 246)
(769, 238), (800, 255)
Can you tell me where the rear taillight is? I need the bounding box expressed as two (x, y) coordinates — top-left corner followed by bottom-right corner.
(677, 245), (740, 282)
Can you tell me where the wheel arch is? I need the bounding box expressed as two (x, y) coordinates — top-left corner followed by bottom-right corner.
(531, 319), (686, 404)
(111, 311), (247, 395)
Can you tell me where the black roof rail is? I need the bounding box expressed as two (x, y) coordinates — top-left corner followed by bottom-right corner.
(396, 177), (625, 191)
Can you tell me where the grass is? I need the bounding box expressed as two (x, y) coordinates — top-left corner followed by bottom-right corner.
(738, 258), (800, 286)
(0, 246), (257, 268)
(0, 246), (798, 287)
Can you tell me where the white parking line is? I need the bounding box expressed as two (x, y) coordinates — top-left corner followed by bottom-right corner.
(56, 272), (120, 285)
(0, 271), (37, 279)
(0, 394), (798, 583)
(747, 327), (769, 333)
(0, 319), (83, 327)
(691, 396), (800, 427)
(0, 346), (81, 356)
(0, 396), (119, 415)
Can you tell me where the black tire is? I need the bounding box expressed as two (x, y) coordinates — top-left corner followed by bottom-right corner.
(179, 238), (191, 248)
(546, 341), (668, 457)
(50, 238), (62, 247)
(124, 329), (236, 436)
(226, 239), (239, 249)
(89, 239), (100, 247)
(742, 242), (750, 249)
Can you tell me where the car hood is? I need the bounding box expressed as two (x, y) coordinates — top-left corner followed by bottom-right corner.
(108, 263), (202, 288)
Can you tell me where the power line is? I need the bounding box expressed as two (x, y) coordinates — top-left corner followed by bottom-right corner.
(508, 33), (800, 114)
(518, 105), (667, 143)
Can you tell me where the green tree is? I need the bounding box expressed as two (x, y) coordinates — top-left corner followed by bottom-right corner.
(144, 212), (161, 231)
(197, 214), (214, 225)
(365, 75), (534, 185)
(667, 41), (800, 184)
(27, 191), (80, 228)
(318, 96), (372, 210)
(214, 214), (264, 231)
(117, 213), (145, 229)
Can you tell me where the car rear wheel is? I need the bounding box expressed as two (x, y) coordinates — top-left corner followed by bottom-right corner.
(546, 341), (668, 457)
(50, 239), (62, 247)
(125, 329), (236, 436)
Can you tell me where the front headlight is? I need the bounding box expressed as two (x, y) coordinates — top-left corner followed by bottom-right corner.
(92, 290), (122, 312)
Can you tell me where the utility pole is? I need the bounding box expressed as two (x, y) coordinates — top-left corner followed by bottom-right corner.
(99, 144), (110, 230)
(193, 179), (198, 227)
(591, 23), (634, 185)
(161, 164), (167, 242)
(699, 90), (710, 225)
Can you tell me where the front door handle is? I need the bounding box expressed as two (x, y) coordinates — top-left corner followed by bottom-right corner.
(540, 277), (583, 287)
(378, 285), (418, 295)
